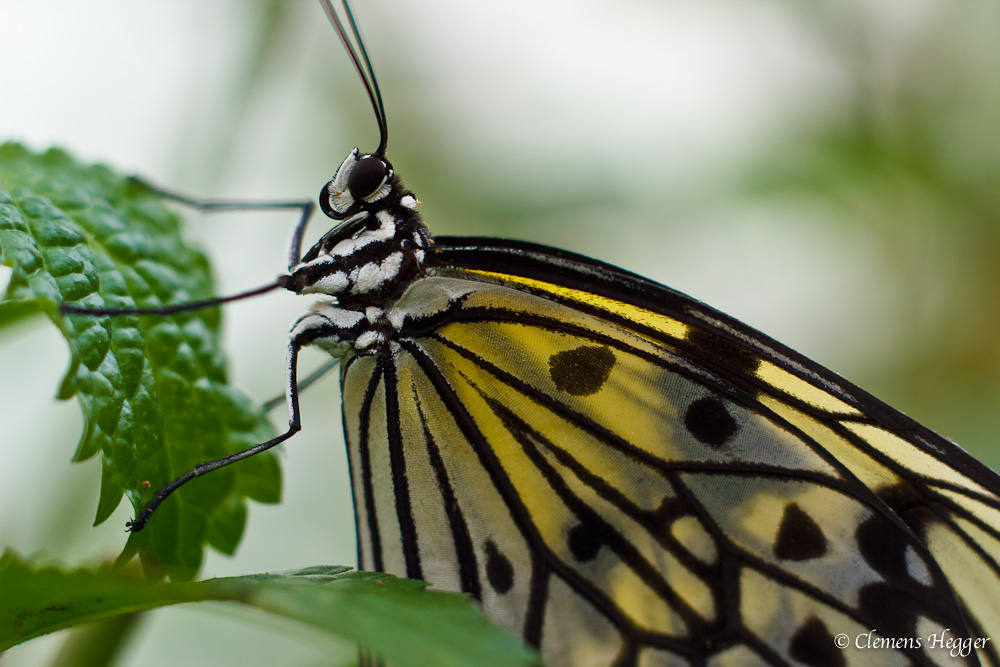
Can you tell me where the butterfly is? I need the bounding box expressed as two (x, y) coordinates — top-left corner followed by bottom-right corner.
(59, 1), (1000, 665)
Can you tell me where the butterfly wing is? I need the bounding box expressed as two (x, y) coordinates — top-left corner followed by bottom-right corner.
(340, 236), (1000, 666)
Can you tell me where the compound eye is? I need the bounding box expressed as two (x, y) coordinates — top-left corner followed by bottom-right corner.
(347, 156), (389, 200)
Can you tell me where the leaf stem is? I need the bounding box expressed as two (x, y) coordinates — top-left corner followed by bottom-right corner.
(49, 612), (144, 667)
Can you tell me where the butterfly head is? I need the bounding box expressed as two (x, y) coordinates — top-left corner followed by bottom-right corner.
(286, 149), (427, 301)
(319, 148), (399, 219)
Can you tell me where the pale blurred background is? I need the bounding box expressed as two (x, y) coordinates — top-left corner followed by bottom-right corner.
(1, 1), (998, 665)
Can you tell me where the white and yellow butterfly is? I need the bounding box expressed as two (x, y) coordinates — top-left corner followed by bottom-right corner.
(45, 2), (1000, 666)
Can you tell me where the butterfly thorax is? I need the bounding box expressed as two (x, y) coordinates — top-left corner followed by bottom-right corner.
(286, 149), (430, 355)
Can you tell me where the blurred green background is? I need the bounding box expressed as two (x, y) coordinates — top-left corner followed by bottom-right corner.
(2, 1), (998, 665)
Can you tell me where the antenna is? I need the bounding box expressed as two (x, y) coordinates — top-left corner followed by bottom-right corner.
(318, 0), (388, 156)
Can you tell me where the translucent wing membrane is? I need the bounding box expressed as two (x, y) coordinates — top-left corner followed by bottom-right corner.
(341, 237), (1000, 666)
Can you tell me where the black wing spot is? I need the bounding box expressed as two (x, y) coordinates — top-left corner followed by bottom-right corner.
(856, 584), (922, 638)
(484, 539), (514, 594)
(788, 617), (845, 667)
(875, 483), (935, 541)
(548, 345), (616, 397)
(684, 397), (737, 448)
(855, 509), (966, 637)
(857, 583), (965, 641)
(685, 328), (761, 377)
(568, 522), (603, 563)
(856, 508), (936, 588)
(856, 511), (911, 582)
(773, 503), (827, 561)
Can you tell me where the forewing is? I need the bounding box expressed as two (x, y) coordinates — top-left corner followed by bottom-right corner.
(340, 237), (1000, 666)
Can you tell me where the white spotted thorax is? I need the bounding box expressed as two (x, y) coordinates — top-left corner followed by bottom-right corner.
(287, 149), (428, 356)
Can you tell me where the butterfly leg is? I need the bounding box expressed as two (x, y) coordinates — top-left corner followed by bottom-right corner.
(128, 176), (315, 271)
(62, 181), (315, 317)
(261, 358), (340, 413)
(127, 335), (308, 532)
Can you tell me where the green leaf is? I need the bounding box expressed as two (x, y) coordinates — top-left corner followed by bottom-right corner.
(0, 552), (538, 667)
(0, 297), (44, 331)
(0, 142), (280, 581)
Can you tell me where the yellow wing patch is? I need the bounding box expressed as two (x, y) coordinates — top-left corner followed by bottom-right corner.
(464, 269), (690, 340)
